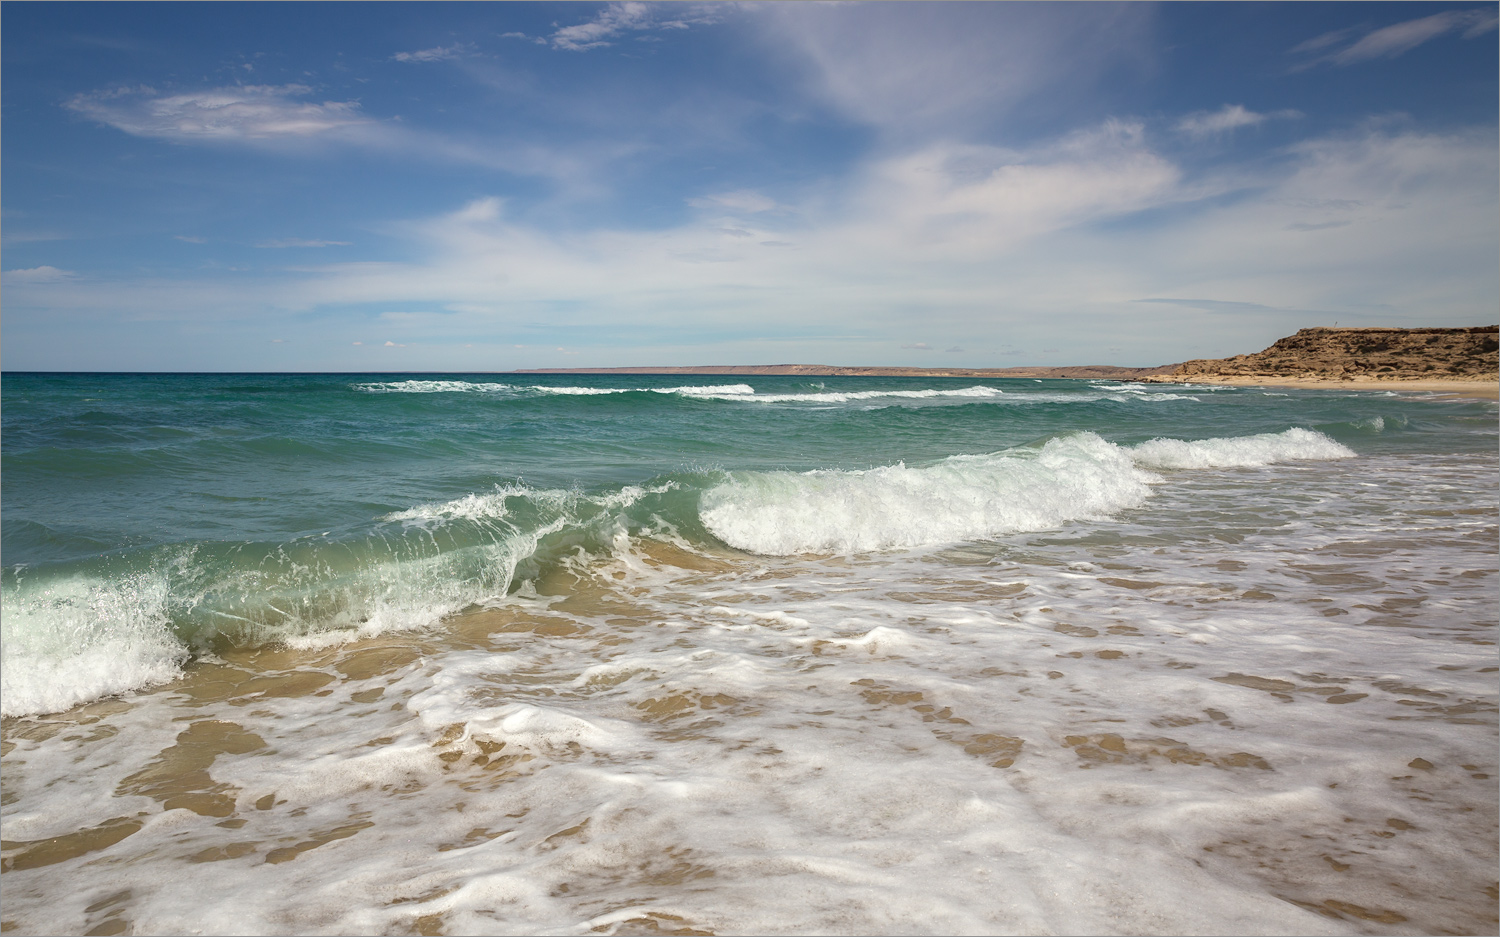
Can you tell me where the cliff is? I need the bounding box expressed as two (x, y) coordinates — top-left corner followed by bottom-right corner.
(1165, 326), (1498, 382)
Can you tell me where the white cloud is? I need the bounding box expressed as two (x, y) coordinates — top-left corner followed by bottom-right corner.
(550, 2), (719, 52)
(1175, 105), (1300, 139)
(67, 84), (370, 142)
(174, 235), (207, 243)
(1287, 26), (1363, 56)
(4, 265), (76, 282)
(7, 126), (1494, 368)
(65, 84), (619, 193)
(257, 238), (353, 248)
(1292, 10), (1498, 68)
(752, 3), (1153, 138)
(253, 119), (1183, 326)
(393, 44), (471, 63)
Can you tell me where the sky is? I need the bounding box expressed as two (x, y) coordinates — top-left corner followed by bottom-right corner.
(3, 1), (1497, 371)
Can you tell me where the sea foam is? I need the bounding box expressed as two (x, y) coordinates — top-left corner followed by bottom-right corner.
(701, 433), (1161, 555)
(1129, 427), (1354, 469)
(0, 570), (187, 717)
(701, 428), (1354, 555)
(353, 380), (757, 398)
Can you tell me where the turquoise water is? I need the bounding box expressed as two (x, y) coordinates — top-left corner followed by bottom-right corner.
(3, 374), (1478, 682)
(3, 371), (1493, 711)
(2, 372), (1496, 934)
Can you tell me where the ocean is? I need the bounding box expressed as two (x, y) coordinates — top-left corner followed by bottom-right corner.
(2, 372), (1495, 935)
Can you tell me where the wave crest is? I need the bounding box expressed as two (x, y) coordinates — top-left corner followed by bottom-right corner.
(701, 428), (1355, 555)
(1129, 427), (1354, 469)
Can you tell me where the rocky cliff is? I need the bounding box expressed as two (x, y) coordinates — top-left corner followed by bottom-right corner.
(1168, 326), (1498, 381)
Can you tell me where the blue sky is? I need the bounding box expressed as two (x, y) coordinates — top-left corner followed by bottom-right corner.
(3, 1), (1497, 371)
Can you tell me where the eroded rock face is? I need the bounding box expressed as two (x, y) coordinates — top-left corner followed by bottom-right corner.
(1171, 326), (1499, 381)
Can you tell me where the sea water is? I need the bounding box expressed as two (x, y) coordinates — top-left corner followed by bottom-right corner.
(1, 373), (1495, 935)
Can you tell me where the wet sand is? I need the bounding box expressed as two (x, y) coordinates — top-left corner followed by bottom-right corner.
(4, 511), (1496, 935)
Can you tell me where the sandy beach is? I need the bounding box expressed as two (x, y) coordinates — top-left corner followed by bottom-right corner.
(1152, 376), (1499, 400)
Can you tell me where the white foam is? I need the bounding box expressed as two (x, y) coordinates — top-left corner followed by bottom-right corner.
(1129, 427), (1355, 469)
(532, 384), (756, 397)
(0, 570), (187, 717)
(353, 380), (517, 393)
(382, 482), (671, 524)
(701, 433), (1162, 555)
(693, 385), (1009, 404)
(380, 485), (529, 523)
(351, 381), (757, 398)
(701, 428), (1358, 556)
(2, 448), (1492, 937)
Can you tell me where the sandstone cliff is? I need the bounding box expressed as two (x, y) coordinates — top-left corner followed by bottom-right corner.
(1166, 326), (1498, 382)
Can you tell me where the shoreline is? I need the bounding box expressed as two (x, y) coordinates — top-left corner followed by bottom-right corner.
(1151, 375), (1498, 400)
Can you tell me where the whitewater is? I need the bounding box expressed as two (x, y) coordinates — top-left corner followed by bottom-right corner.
(2, 372), (1494, 936)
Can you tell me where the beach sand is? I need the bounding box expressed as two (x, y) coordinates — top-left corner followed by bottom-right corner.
(1152, 376), (1499, 400)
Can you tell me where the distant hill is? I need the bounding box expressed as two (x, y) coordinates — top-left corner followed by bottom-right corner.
(1162, 326), (1498, 382)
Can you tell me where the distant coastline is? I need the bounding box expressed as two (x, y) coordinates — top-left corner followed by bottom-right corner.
(516, 325), (1499, 399)
(512, 363), (1178, 380)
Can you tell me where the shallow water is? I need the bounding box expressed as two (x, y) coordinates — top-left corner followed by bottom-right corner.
(2, 374), (1495, 935)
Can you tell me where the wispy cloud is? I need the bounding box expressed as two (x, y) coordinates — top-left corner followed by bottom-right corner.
(753, 3), (1152, 139)
(1291, 9), (1498, 69)
(393, 44), (472, 63)
(550, 2), (720, 52)
(257, 238), (352, 248)
(174, 235), (207, 243)
(4, 265), (77, 282)
(65, 83), (622, 192)
(1175, 105), (1300, 139)
(67, 84), (369, 142)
